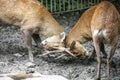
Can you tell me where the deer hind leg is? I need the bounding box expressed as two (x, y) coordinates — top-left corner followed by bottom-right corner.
(107, 36), (118, 80)
(93, 36), (101, 80)
(21, 29), (33, 62)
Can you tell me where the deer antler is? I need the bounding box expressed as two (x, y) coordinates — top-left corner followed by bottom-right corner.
(52, 47), (76, 57)
(40, 46), (76, 58)
(40, 49), (64, 56)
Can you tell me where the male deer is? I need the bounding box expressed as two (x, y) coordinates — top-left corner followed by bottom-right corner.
(65, 5), (97, 58)
(0, 0), (64, 62)
(41, 6), (97, 58)
(66, 1), (119, 79)
(91, 1), (119, 80)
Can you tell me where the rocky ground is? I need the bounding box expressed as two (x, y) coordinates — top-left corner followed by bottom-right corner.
(0, 12), (120, 80)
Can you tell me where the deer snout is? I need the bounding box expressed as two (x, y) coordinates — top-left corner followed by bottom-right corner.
(77, 48), (89, 59)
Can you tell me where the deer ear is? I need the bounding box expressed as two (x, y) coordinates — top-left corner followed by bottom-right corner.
(60, 32), (66, 42)
(70, 41), (76, 50)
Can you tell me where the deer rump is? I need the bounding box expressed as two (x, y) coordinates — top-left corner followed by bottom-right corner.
(91, 1), (119, 80)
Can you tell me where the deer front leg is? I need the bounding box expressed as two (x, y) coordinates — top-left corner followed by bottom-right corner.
(32, 34), (42, 48)
(88, 47), (96, 60)
(90, 42), (107, 59)
(22, 29), (33, 62)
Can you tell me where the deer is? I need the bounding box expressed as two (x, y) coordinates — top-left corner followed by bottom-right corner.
(65, 5), (97, 58)
(0, 0), (67, 62)
(65, 1), (119, 79)
(91, 1), (120, 80)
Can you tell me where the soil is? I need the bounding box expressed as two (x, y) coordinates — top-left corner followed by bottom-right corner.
(0, 13), (120, 80)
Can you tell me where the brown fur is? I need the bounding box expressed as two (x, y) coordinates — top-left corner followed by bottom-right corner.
(91, 1), (119, 80)
(66, 6), (96, 57)
(0, 0), (64, 62)
(66, 6), (96, 45)
(66, 1), (120, 79)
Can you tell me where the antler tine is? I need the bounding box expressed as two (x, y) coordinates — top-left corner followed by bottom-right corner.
(63, 48), (76, 57)
(52, 47), (76, 57)
(40, 49), (64, 56)
(55, 54), (66, 59)
(40, 46), (76, 57)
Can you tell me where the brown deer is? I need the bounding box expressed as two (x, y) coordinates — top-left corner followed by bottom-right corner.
(91, 1), (120, 80)
(0, 0), (64, 62)
(65, 5), (97, 58)
(40, 6), (97, 58)
(66, 1), (119, 79)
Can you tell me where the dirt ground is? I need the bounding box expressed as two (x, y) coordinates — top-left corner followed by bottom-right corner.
(0, 13), (120, 80)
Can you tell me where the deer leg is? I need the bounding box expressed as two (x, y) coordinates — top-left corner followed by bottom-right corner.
(90, 47), (96, 59)
(32, 34), (42, 48)
(91, 42), (107, 59)
(86, 47), (96, 61)
(100, 42), (107, 58)
(22, 30), (33, 62)
(107, 37), (118, 80)
(93, 37), (101, 80)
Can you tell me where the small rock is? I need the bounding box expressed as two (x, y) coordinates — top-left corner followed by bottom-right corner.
(13, 53), (22, 57)
(25, 62), (36, 68)
(26, 68), (35, 74)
